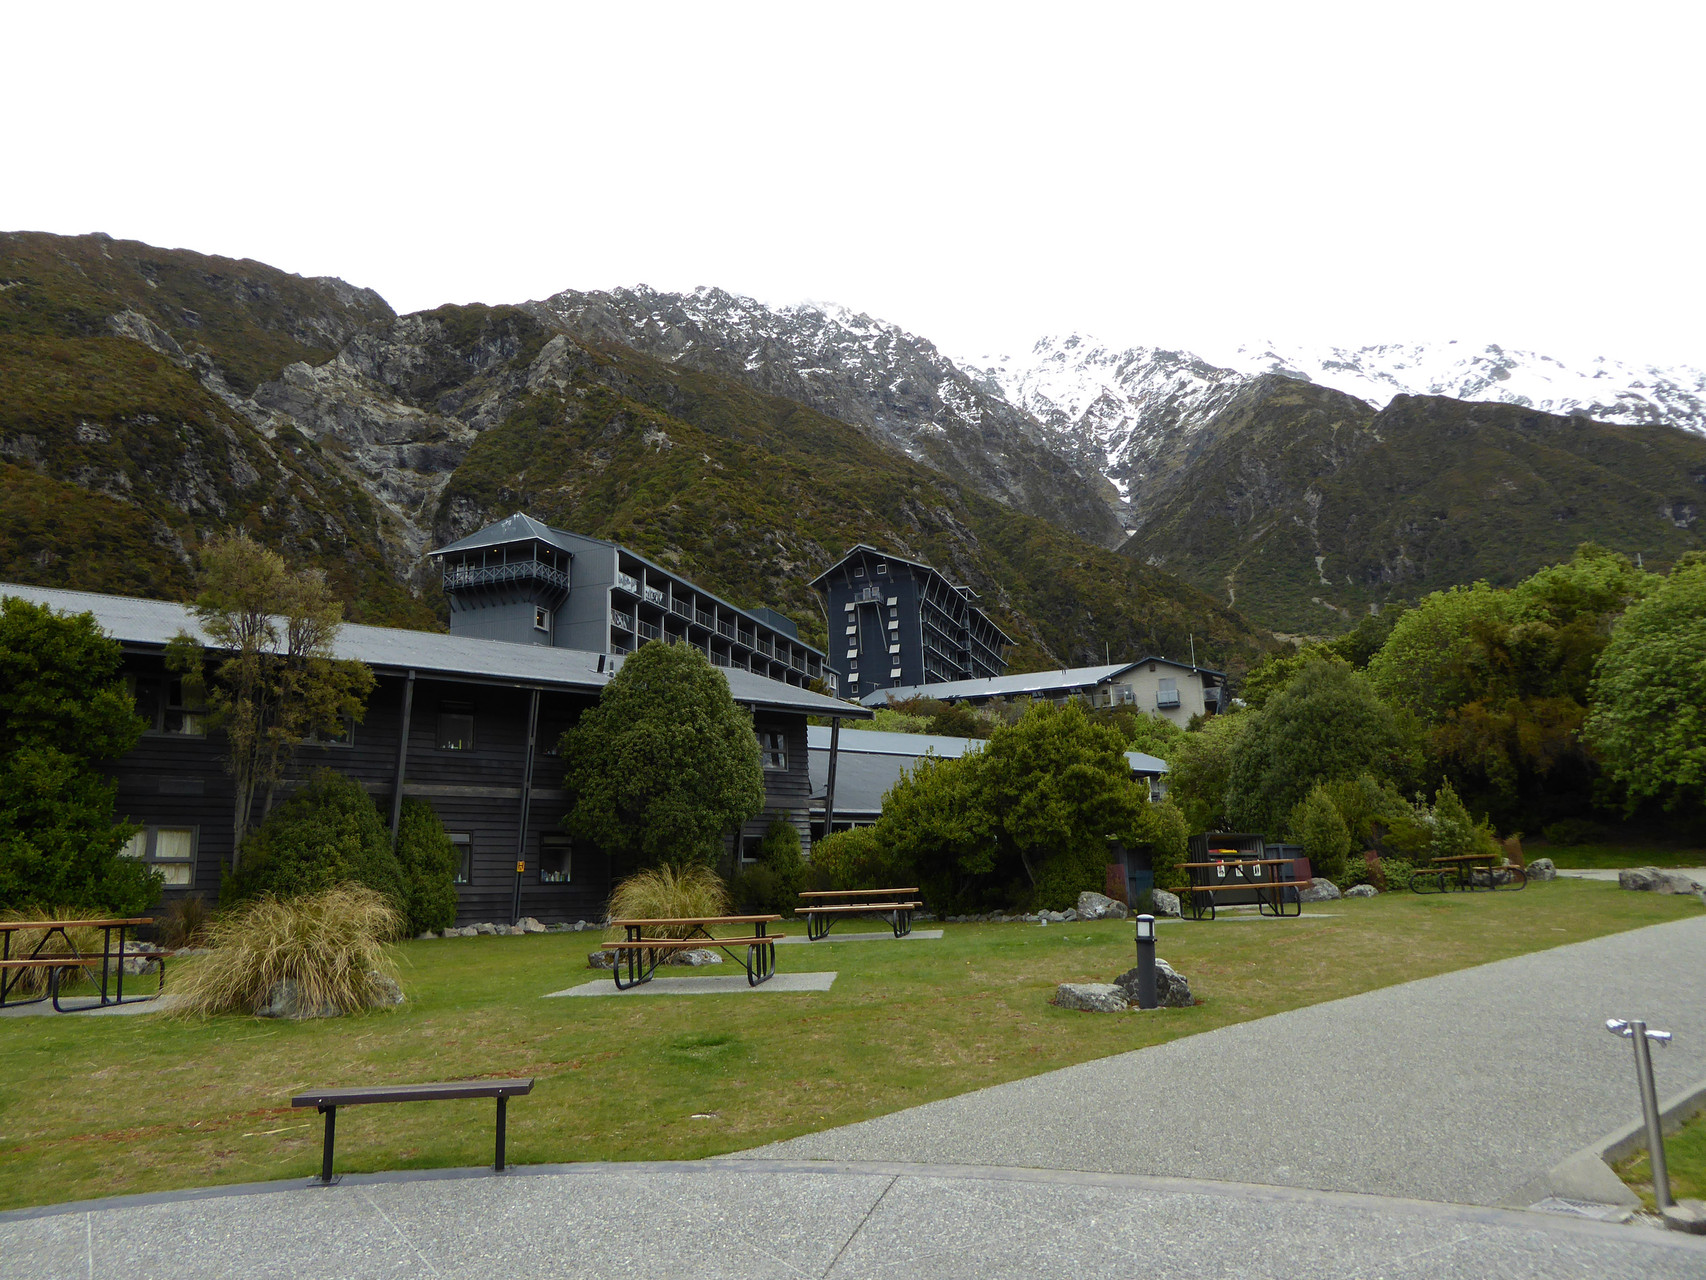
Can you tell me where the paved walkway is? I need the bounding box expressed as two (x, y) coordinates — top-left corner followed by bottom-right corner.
(1555, 866), (1706, 883)
(5, 916), (1706, 1278)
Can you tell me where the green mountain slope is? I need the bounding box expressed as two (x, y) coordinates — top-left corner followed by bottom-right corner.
(1122, 376), (1706, 634)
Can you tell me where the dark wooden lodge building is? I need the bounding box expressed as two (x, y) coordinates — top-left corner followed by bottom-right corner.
(2, 523), (865, 924)
(810, 545), (1012, 703)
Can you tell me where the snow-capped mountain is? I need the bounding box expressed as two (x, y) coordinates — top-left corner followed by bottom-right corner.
(966, 336), (1706, 528)
(536, 286), (1126, 547)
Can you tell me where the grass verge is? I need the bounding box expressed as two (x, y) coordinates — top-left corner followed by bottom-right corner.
(0, 879), (1699, 1212)
(1536, 842), (1706, 871)
(1616, 1106), (1706, 1210)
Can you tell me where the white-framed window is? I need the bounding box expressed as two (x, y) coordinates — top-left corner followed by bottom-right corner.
(305, 716), (355, 747)
(120, 825), (197, 887)
(847, 647), (858, 659)
(890, 667), (902, 679)
(886, 596), (897, 606)
(854, 564), (866, 577)
(739, 834), (763, 864)
(534, 606), (552, 633)
(876, 563), (888, 574)
(759, 730), (787, 770)
(845, 624), (857, 636)
(843, 602), (854, 612)
(539, 834), (571, 884)
(888, 620), (898, 631)
(449, 832), (473, 884)
(889, 643), (901, 654)
(129, 677), (205, 736)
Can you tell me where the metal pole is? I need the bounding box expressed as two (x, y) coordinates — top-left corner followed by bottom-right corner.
(1630, 1020), (1673, 1209)
(822, 717), (841, 841)
(495, 1095), (508, 1172)
(1134, 915), (1157, 1010)
(319, 1106), (337, 1184)
(512, 688), (540, 926)
(388, 671), (416, 849)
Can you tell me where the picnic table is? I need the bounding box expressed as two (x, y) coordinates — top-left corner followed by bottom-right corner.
(797, 888), (921, 940)
(0, 917), (163, 1013)
(1180, 858), (1309, 921)
(1409, 854), (1527, 893)
(604, 915), (783, 990)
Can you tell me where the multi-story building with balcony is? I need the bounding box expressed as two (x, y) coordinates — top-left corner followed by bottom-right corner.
(433, 513), (832, 693)
(810, 545), (1012, 701)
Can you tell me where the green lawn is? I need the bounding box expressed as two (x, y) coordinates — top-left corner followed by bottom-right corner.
(1, 880), (1700, 1212)
(1535, 842), (1706, 871)
(1616, 1106), (1706, 1209)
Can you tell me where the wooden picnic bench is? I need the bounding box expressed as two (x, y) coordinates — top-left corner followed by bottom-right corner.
(0, 917), (162, 1012)
(291, 1078), (534, 1184)
(605, 915), (783, 989)
(1180, 860), (1310, 921)
(797, 888), (921, 940)
(1410, 854), (1527, 894)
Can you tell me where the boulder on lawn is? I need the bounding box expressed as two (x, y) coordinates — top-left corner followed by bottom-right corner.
(1052, 982), (1129, 1013)
(666, 948), (723, 966)
(1113, 958), (1195, 1008)
(255, 972), (403, 1020)
(1344, 884), (1378, 898)
(1077, 891), (1129, 921)
(519, 917), (548, 934)
(1300, 878), (1342, 902)
(587, 949), (617, 970)
(1620, 867), (1705, 895)
(1525, 857), (1557, 882)
(1150, 889), (1181, 918)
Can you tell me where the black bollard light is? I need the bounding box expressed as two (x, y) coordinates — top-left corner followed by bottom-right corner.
(1133, 913), (1157, 1010)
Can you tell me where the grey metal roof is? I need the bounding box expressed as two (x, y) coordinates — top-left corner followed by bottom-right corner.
(860, 657), (1226, 706)
(430, 512), (581, 557)
(0, 583), (868, 719)
(807, 725), (981, 757)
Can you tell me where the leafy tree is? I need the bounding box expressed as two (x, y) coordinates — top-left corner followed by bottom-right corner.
(871, 752), (986, 907)
(1133, 795), (1191, 894)
(1240, 650), (1347, 711)
(224, 769), (406, 914)
(0, 598), (155, 913)
(1314, 773), (1409, 850)
(807, 826), (899, 891)
(1583, 558), (1706, 812)
(561, 641), (766, 868)
(1166, 712), (1251, 833)
(394, 799), (459, 934)
(172, 535), (374, 862)
(1226, 659), (1419, 833)
(731, 817), (807, 914)
(1290, 784), (1353, 885)
(865, 708), (933, 734)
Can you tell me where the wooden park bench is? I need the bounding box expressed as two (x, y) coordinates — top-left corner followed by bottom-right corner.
(1409, 854), (1527, 894)
(0, 917), (163, 1012)
(605, 915), (784, 989)
(291, 1078), (535, 1184)
(797, 889), (921, 940)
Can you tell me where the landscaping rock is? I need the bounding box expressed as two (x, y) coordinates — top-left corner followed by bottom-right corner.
(254, 974), (401, 1019)
(367, 974), (405, 1008)
(1114, 958), (1195, 1008)
(587, 950), (617, 970)
(1344, 884), (1378, 898)
(416, 931), (437, 941)
(573, 920), (590, 931)
(1300, 878), (1342, 902)
(1077, 891), (1127, 921)
(1525, 858), (1557, 882)
(1052, 982), (1129, 1013)
(1150, 889), (1181, 918)
(666, 948), (722, 966)
(520, 917), (547, 934)
(1061, 908), (1079, 922)
(473, 923), (498, 935)
(1619, 867), (1705, 895)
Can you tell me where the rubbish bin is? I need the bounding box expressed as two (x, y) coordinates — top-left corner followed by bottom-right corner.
(1185, 832), (1268, 917)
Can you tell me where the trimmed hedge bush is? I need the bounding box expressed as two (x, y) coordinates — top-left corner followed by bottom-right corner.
(225, 770), (404, 919)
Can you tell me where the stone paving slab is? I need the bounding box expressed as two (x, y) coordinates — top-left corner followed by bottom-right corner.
(750, 915), (1706, 1208)
(546, 972), (837, 998)
(4, 1161), (1704, 1279)
(0, 993), (179, 1019)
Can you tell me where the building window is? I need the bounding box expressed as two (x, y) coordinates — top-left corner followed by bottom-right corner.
(886, 597), (897, 606)
(845, 624), (857, 636)
(449, 832), (473, 884)
(437, 703), (475, 750)
(843, 602), (854, 612)
(540, 834), (571, 884)
(305, 716), (355, 747)
(120, 825), (197, 887)
(889, 643), (901, 654)
(888, 620), (898, 632)
(888, 607), (897, 619)
(889, 667), (902, 679)
(539, 723), (567, 757)
(739, 834), (763, 864)
(130, 677), (204, 736)
(876, 563), (888, 574)
(759, 730), (787, 770)
(534, 606), (552, 633)
(854, 565), (865, 577)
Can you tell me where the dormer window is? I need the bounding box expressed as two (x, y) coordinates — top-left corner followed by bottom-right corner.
(854, 565), (866, 578)
(534, 606), (551, 633)
(876, 562), (888, 574)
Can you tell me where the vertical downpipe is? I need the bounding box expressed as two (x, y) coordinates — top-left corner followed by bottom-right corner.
(389, 671), (416, 849)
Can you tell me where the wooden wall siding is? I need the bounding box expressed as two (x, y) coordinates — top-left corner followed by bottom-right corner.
(101, 660), (815, 922)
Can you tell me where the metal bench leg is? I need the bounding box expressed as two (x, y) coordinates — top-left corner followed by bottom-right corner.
(317, 1105), (338, 1185)
(495, 1096), (508, 1171)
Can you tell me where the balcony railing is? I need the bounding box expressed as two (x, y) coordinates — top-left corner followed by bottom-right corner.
(611, 610), (634, 632)
(1155, 692), (1181, 709)
(442, 559), (569, 595)
(643, 585), (665, 606)
(638, 621), (660, 641)
(737, 628), (755, 647)
(756, 639), (775, 658)
(853, 586), (883, 604)
(616, 571), (641, 595)
(716, 620), (734, 639)
(696, 608), (715, 627)
(671, 598), (693, 619)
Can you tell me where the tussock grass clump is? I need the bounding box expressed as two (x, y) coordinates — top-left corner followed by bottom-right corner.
(605, 865), (731, 939)
(170, 884), (401, 1018)
(157, 895), (212, 950)
(0, 908), (106, 997)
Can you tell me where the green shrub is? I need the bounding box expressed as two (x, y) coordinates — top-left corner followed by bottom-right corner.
(807, 827), (899, 891)
(170, 884), (402, 1018)
(394, 800), (459, 935)
(605, 864), (731, 939)
(1541, 818), (1601, 846)
(730, 819), (807, 915)
(225, 770), (405, 917)
(1136, 797), (1191, 893)
(1292, 785), (1354, 886)
(1032, 843), (1106, 912)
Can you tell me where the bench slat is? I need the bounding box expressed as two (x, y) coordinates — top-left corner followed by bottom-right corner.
(607, 915), (782, 927)
(604, 936), (782, 949)
(804, 903), (920, 914)
(292, 1078), (535, 1108)
(0, 918), (153, 932)
(798, 889), (917, 899)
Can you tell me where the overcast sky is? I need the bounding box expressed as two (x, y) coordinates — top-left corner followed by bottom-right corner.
(6, 3), (1702, 367)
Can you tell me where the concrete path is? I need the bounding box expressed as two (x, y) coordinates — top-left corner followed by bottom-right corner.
(751, 916), (1706, 1208)
(5, 1160), (1704, 1279)
(1555, 866), (1706, 883)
